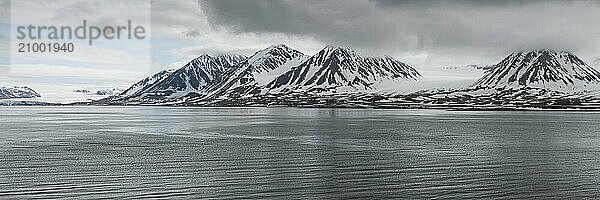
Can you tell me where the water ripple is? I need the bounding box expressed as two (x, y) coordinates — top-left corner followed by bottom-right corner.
(1, 107), (600, 199)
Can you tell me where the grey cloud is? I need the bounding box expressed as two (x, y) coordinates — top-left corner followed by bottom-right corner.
(169, 45), (257, 57)
(199, 0), (600, 63)
(150, 0), (207, 38)
(182, 30), (201, 38)
(199, 0), (386, 49)
(39, 0), (151, 27)
(372, 0), (585, 8)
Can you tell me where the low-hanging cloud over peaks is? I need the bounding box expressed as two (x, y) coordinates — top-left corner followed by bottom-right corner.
(198, 0), (600, 66)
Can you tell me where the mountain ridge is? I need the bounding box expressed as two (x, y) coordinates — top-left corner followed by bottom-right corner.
(472, 50), (600, 91)
(266, 45), (421, 94)
(92, 47), (600, 109)
(199, 44), (310, 100)
(121, 54), (247, 100)
(0, 86), (41, 99)
(116, 44), (421, 103)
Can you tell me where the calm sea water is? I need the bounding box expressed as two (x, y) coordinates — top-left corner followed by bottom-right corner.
(1, 107), (600, 199)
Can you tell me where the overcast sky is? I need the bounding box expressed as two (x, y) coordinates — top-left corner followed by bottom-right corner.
(189, 0), (600, 68)
(2, 0), (600, 101)
(6, 0), (600, 71)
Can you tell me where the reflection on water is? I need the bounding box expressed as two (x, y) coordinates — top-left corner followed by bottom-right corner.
(1, 107), (600, 199)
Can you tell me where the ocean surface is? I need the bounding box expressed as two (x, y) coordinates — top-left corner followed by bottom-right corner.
(1, 107), (600, 199)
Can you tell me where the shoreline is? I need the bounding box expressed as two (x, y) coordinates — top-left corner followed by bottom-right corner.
(3, 103), (600, 112)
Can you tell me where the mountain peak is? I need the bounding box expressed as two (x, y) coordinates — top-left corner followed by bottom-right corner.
(267, 44), (292, 50)
(121, 53), (247, 99)
(266, 45), (420, 92)
(193, 54), (247, 61)
(194, 54), (213, 60)
(311, 45), (359, 63)
(321, 45), (356, 54)
(187, 54), (247, 70)
(472, 50), (600, 90)
(0, 86), (41, 99)
(246, 44), (306, 72)
(515, 49), (570, 53)
(511, 49), (573, 57)
(253, 44), (303, 57)
(116, 44), (421, 102)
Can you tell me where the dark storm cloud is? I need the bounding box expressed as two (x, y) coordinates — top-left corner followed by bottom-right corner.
(199, 0), (600, 59)
(373, 0), (574, 8)
(199, 0), (393, 50)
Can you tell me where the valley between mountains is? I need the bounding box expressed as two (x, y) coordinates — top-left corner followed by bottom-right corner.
(74, 45), (600, 109)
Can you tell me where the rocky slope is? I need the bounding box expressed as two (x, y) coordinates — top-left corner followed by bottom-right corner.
(120, 55), (247, 100)
(95, 48), (600, 109)
(119, 69), (173, 98)
(472, 50), (600, 91)
(0, 86), (41, 99)
(266, 45), (421, 94)
(114, 45), (421, 105)
(201, 44), (309, 100)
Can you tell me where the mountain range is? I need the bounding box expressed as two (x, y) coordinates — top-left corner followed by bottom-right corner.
(95, 46), (600, 109)
(120, 54), (247, 100)
(266, 45), (420, 93)
(472, 50), (600, 91)
(112, 44), (421, 105)
(0, 86), (41, 99)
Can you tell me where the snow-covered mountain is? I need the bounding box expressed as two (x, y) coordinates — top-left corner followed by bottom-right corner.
(121, 54), (247, 99)
(202, 44), (309, 99)
(472, 50), (600, 91)
(91, 47), (600, 109)
(74, 89), (92, 94)
(266, 45), (421, 93)
(114, 44), (420, 104)
(75, 88), (125, 96)
(0, 86), (41, 99)
(95, 88), (125, 96)
(119, 69), (173, 98)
